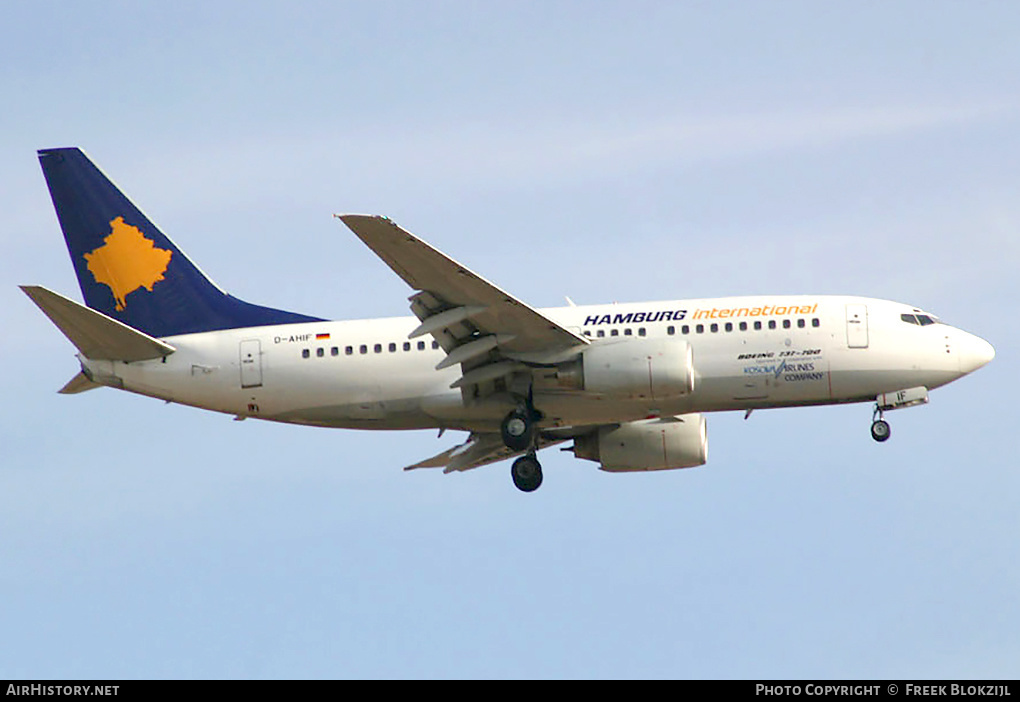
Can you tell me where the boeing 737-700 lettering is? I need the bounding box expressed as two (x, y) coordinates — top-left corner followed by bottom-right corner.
(23, 148), (995, 492)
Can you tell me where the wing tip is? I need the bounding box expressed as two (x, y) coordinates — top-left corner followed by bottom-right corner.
(335, 213), (390, 225)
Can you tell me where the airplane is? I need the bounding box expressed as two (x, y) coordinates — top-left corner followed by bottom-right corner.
(23, 147), (995, 492)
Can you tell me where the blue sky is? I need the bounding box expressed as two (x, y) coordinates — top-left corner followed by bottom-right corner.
(2, 1), (1017, 679)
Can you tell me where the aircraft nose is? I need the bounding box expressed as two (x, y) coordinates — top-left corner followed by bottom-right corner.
(959, 333), (995, 374)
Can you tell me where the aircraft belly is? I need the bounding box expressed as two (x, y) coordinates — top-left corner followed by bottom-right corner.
(271, 400), (437, 429)
(523, 393), (693, 428)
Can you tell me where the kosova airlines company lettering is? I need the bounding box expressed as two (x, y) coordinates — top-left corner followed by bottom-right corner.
(741, 348), (827, 383)
(744, 360), (825, 382)
(84, 217), (172, 311)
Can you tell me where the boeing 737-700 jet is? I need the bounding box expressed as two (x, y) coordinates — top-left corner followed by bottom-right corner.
(23, 148), (995, 492)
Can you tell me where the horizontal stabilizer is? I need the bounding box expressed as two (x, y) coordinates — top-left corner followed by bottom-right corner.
(21, 285), (176, 361)
(58, 371), (101, 394)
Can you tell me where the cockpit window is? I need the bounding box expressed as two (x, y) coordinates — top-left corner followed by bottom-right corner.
(902, 312), (940, 326)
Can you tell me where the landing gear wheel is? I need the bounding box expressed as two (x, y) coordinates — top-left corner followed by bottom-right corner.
(871, 419), (891, 442)
(511, 454), (543, 492)
(501, 408), (535, 452)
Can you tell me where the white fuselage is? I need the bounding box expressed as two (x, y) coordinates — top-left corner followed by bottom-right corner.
(83, 295), (993, 432)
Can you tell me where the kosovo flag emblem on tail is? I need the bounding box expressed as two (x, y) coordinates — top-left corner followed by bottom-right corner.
(84, 217), (173, 311)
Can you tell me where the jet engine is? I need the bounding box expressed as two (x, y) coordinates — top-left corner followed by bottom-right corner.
(572, 414), (708, 472)
(556, 338), (695, 400)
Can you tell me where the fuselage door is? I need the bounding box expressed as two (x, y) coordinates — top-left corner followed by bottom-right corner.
(845, 304), (869, 349)
(240, 339), (263, 388)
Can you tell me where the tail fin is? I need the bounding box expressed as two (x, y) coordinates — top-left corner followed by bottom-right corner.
(37, 148), (322, 338)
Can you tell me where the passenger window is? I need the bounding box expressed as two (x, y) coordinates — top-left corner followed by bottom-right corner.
(302, 349), (310, 359)
(403, 342), (411, 351)
(812, 318), (820, 328)
(696, 324), (704, 334)
(597, 330), (605, 338)
(373, 344), (381, 353)
(331, 347), (339, 356)
(388, 342), (397, 352)
(316, 348), (324, 357)
(638, 328), (646, 337)
(417, 341), (426, 350)
(346, 346), (353, 355)
(710, 323), (719, 333)
(584, 331), (592, 337)
(797, 319), (805, 328)
(667, 326), (675, 335)
(624, 328), (632, 336)
(754, 321), (762, 331)
(360, 345), (367, 354)
(432, 341), (439, 350)
(739, 321), (747, 331)
(782, 319), (791, 329)
(768, 320), (777, 330)
(724, 322), (733, 332)
(611, 329), (619, 337)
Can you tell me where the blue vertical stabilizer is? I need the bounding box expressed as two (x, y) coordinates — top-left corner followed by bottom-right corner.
(37, 148), (322, 338)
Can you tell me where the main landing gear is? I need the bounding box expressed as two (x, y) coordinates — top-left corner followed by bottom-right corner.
(501, 406), (536, 452)
(870, 406), (891, 442)
(511, 453), (543, 492)
(501, 391), (543, 492)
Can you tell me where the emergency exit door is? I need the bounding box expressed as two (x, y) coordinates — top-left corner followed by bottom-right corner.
(240, 339), (263, 388)
(845, 304), (869, 349)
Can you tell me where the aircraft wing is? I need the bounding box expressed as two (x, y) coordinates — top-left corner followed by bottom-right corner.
(405, 431), (568, 473)
(338, 215), (588, 394)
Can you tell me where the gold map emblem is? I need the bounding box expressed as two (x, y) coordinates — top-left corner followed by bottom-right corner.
(84, 217), (173, 311)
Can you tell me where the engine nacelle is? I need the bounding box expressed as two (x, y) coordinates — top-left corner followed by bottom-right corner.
(558, 338), (695, 400)
(573, 414), (708, 472)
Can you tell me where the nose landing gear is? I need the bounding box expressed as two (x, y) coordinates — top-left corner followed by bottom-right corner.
(871, 406), (891, 442)
(869, 387), (930, 442)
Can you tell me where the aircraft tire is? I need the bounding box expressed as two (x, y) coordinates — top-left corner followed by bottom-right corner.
(501, 408), (535, 452)
(511, 454), (543, 492)
(871, 419), (891, 442)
